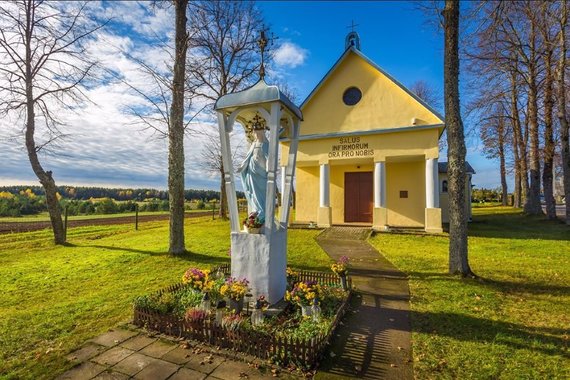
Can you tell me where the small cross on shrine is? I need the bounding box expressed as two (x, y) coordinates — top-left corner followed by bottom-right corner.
(257, 28), (279, 80)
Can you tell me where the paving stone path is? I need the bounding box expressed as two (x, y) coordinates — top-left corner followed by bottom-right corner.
(315, 227), (413, 380)
(58, 327), (297, 380)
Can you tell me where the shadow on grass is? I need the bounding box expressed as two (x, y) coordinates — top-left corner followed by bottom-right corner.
(411, 310), (569, 359)
(83, 244), (227, 265)
(466, 209), (569, 241)
(407, 271), (570, 296)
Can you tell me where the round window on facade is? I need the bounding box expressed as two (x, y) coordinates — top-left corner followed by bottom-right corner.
(342, 87), (362, 106)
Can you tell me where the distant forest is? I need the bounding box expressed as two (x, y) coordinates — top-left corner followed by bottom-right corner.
(0, 185), (244, 201)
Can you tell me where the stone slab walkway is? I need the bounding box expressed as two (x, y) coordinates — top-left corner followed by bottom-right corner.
(58, 326), (298, 380)
(315, 227), (412, 379)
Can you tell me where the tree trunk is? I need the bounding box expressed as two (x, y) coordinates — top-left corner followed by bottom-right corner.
(542, 45), (556, 219)
(510, 66), (528, 207)
(557, 2), (570, 224)
(498, 117), (508, 206)
(524, 21), (543, 215)
(443, 0), (472, 276)
(219, 162), (228, 219)
(512, 121), (522, 208)
(24, 1), (65, 245)
(168, 0), (189, 255)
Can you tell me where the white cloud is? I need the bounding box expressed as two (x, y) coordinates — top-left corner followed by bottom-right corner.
(273, 42), (308, 68)
(0, 1), (221, 190)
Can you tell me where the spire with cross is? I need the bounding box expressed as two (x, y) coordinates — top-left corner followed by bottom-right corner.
(257, 27), (278, 81)
(345, 20), (361, 50)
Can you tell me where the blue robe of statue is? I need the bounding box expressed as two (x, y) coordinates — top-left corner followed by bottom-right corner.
(238, 133), (269, 220)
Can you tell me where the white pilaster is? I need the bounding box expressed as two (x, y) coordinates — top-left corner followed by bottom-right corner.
(426, 158), (439, 208)
(264, 102), (281, 234)
(217, 112), (240, 233)
(374, 161), (386, 208)
(319, 163), (330, 207)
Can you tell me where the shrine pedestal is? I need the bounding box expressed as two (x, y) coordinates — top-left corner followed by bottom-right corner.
(230, 228), (287, 304)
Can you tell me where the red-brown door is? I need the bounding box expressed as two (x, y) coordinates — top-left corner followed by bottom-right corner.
(344, 172), (373, 223)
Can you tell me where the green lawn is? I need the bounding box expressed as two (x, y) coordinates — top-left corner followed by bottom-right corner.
(2, 208), (568, 379)
(0, 210), (213, 223)
(0, 217), (330, 379)
(369, 207), (569, 379)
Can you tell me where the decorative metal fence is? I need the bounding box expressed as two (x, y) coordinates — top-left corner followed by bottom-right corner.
(133, 265), (352, 368)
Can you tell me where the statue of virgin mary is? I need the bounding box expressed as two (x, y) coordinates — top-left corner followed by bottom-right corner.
(237, 128), (269, 221)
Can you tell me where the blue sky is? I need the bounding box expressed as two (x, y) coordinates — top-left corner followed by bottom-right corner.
(0, 1), (498, 190)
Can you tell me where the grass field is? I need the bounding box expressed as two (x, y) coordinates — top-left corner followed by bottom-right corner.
(1, 207), (568, 379)
(0, 210), (213, 223)
(369, 207), (569, 379)
(0, 216), (330, 379)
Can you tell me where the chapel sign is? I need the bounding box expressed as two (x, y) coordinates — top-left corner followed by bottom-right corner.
(328, 136), (374, 159)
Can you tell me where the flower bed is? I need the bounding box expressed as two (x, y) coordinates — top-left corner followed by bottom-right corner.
(133, 264), (352, 369)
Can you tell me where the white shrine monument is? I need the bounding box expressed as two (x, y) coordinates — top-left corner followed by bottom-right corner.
(214, 33), (302, 304)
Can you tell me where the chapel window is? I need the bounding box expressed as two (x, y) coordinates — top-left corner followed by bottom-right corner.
(343, 87), (362, 106)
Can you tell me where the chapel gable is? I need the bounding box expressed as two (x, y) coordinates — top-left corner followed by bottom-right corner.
(300, 48), (443, 137)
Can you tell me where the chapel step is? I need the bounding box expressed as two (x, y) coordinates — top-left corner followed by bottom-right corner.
(318, 226), (371, 241)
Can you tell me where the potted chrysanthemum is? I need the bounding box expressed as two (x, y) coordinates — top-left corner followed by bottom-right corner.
(182, 267), (211, 292)
(331, 255), (350, 290)
(220, 277), (249, 313)
(285, 280), (323, 317)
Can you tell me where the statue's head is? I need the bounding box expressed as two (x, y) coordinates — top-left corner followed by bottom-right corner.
(254, 129), (267, 142)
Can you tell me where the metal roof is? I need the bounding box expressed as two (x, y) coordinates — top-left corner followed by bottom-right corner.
(214, 79), (302, 120)
(438, 162), (476, 174)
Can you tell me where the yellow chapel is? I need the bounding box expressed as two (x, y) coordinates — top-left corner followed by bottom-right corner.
(279, 32), (474, 233)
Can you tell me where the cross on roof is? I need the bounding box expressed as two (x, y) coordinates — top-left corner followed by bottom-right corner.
(347, 20), (359, 32)
(257, 27), (278, 80)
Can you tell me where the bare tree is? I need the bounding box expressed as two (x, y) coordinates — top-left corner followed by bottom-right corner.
(410, 80), (442, 110)
(0, 1), (102, 244)
(443, 0), (473, 276)
(556, 0), (570, 224)
(198, 128), (244, 205)
(410, 79), (447, 151)
(509, 63), (527, 209)
(113, 2), (204, 255)
(168, 0), (189, 255)
(187, 0), (265, 219)
(478, 104), (510, 206)
(538, 1), (557, 219)
(523, 4), (544, 215)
